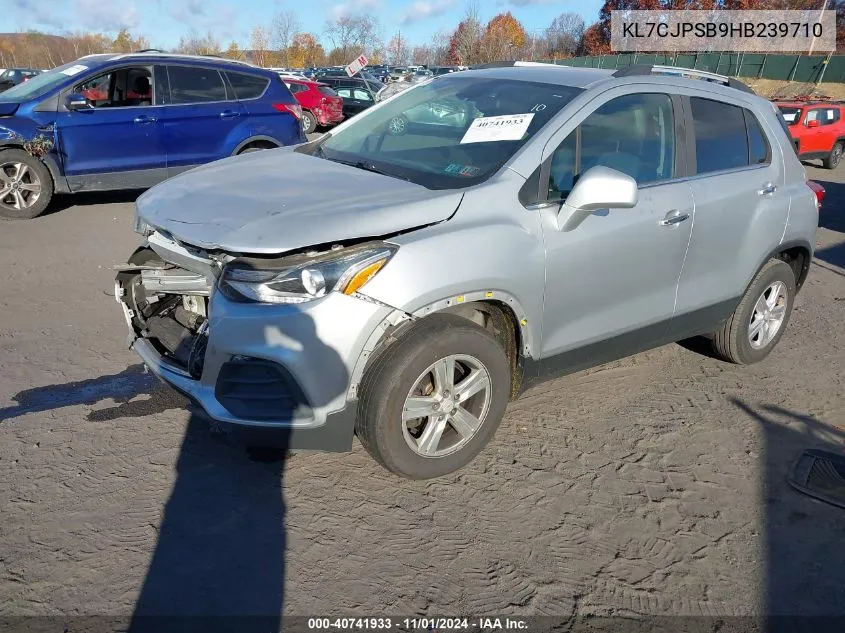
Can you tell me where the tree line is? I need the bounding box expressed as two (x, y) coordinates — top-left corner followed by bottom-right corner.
(1, 0), (843, 71)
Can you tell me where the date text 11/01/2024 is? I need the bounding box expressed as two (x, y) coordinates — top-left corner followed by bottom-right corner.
(307, 617), (529, 631)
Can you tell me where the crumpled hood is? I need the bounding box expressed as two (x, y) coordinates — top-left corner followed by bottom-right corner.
(137, 147), (463, 254)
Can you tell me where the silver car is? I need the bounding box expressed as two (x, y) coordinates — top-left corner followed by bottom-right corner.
(116, 63), (818, 479)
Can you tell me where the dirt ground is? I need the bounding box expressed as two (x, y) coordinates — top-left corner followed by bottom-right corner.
(0, 162), (844, 628)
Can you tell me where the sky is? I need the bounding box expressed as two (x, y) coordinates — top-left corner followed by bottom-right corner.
(1, 0), (604, 50)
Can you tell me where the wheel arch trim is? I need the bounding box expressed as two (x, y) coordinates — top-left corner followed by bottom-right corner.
(346, 289), (534, 400)
(231, 135), (281, 155)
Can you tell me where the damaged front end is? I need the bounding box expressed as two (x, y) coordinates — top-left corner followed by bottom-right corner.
(115, 231), (226, 380)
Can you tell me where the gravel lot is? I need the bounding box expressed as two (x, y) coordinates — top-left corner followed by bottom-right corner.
(1, 161), (844, 627)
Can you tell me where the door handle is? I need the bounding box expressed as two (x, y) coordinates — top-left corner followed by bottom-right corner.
(659, 210), (690, 226)
(759, 183), (777, 195)
(133, 115), (157, 124)
(220, 110), (240, 119)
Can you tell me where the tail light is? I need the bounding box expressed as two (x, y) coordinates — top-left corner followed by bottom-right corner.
(273, 103), (302, 120)
(807, 180), (825, 209)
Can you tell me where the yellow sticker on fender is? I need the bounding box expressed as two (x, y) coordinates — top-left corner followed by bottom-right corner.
(460, 113), (535, 144)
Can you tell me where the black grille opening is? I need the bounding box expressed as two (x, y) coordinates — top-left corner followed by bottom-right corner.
(215, 358), (312, 421)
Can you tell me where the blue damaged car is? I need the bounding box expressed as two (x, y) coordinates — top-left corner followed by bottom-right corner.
(0, 52), (305, 219)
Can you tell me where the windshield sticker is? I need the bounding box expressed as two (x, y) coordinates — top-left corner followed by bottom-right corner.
(445, 163), (481, 177)
(460, 113), (535, 144)
(60, 65), (88, 76)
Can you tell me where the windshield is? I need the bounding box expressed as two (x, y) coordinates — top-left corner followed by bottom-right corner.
(0, 61), (86, 102)
(777, 106), (802, 125)
(318, 75), (582, 189)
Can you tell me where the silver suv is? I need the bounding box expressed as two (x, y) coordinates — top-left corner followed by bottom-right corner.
(116, 63), (818, 479)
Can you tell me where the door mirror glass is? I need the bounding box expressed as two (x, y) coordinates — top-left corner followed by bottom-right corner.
(564, 165), (638, 212)
(66, 92), (91, 111)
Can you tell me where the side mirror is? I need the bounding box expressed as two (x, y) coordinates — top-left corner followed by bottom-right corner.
(557, 165), (638, 232)
(807, 119), (820, 128)
(65, 93), (91, 111)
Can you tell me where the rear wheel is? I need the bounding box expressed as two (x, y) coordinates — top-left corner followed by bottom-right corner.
(301, 111), (318, 135)
(823, 141), (842, 169)
(0, 148), (53, 220)
(356, 314), (511, 479)
(711, 259), (796, 364)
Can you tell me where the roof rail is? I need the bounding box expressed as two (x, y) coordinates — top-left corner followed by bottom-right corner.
(613, 64), (755, 94)
(135, 48), (164, 53)
(469, 60), (564, 70)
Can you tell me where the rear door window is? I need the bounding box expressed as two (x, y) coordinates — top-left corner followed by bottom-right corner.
(167, 66), (226, 104)
(690, 97), (748, 174)
(226, 71), (269, 100)
(318, 86), (338, 97)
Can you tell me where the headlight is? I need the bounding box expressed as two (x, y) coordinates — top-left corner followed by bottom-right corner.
(219, 244), (396, 304)
(133, 212), (153, 236)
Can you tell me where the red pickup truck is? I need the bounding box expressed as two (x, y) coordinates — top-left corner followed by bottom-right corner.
(776, 100), (845, 169)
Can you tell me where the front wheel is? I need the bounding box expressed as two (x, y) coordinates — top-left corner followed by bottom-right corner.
(823, 141), (842, 169)
(0, 148), (53, 220)
(356, 314), (511, 479)
(711, 259), (796, 364)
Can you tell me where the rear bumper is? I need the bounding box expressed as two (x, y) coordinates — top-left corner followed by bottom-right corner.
(315, 108), (344, 126)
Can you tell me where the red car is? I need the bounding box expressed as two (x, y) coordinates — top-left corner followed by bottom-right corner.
(776, 99), (845, 169)
(281, 78), (344, 134)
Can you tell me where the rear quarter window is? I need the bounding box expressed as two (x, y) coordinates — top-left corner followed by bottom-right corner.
(744, 110), (770, 165)
(226, 71), (269, 99)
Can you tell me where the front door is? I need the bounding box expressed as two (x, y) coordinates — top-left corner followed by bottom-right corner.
(538, 91), (694, 377)
(57, 64), (165, 189)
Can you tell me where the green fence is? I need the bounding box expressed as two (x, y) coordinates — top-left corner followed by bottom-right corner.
(548, 53), (845, 83)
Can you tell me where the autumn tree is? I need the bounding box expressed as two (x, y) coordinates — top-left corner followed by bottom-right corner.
(545, 12), (585, 59)
(273, 10), (301, 66)
(288, 32), (325, 67)
(177, 31), (220, 56)
(324, 14), (381, 61)
(478, 12), (527, 63)
(112, 29), (149, 53)
(250, 26), (271, 67)
(447, 1), (482, 65)
(386, 32), (409, 65)
(223, 41), (243, 60)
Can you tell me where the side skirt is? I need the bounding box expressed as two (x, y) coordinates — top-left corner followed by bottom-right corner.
(519, 298), (740, 394)
(66, 167), (169, 192)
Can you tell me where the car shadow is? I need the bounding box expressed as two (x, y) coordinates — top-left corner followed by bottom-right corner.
(730, 397), (845, 630)
(45, 189), (144, 215)
(811, 179), (845, 234)
(126, 305), (349, 631)
(0, 364), (177, 423)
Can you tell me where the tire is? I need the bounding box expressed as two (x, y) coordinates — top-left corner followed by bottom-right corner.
(301, 111), (317, 135)
(356, 313), (511, 479)
(387, 115), (408, 136)
(0, 148), (53, 220)
(823, 141), (842, 169)
(711, 259), (796, 365)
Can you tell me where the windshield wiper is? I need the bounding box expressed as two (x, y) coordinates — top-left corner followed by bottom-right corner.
(329, 157), (410, 182)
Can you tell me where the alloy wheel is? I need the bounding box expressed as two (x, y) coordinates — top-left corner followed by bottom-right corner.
(748, 281), (788, 349)
(401, 354), (492, 458)
(0, 161), (42, 211)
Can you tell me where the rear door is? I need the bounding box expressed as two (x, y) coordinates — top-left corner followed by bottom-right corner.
(56, 64), (166, 188)
(159, 64), (246, 176)
(670, 96), (790, 337)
